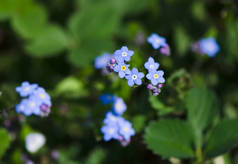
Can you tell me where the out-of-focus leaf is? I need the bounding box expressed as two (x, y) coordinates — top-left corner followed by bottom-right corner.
(54, 76), (88, 98)
(68, 2), (120, 40)
(85, 148), (106, 164)
(174, 26), (191, 55)
(205, 119), (238, 158)
(149, 95), (175, 116)
(132, 115), (147, 132)
(191, 1), (206, 21)
(0, 128), (11, 159)
(11, 6), (47, 39)
(144, 119), (194, 158)
(68, 39), (114, 67)
(25, 25), (69, 56)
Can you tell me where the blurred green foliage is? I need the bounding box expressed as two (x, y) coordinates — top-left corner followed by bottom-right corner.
(0, 0), (238, 163)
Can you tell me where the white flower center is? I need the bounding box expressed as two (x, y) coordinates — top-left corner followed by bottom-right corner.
(132, 75), (137, 80)
(109, 128), (115, 134)
(149, 65), (154, 69)
(122, 52), (127, 57)
(24, 87), (30, 91)
(155, 38), (161, 44)
(29, 102), (36, 108)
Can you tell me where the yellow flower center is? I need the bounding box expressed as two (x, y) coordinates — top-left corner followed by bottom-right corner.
(121, 66), (126, 71)
(40, 94), (45, 99)
(150, 65), (154, 69)
(109, 128), (115, 134)
(153, 74), (159, 79)
(123, 127), (129, 132)
(155, 38), (161, 44)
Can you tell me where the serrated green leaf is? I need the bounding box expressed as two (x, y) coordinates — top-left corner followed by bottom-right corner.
(144, 119), (194, 158)
(205, 119), (238, 158)
(0, 128), (11, 159)
(185, 87), (218, 131)
(25, 25), (69, 56)
(54, 76), (88, 98)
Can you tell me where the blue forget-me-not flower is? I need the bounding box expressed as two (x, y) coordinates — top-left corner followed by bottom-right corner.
(114, 46), (134, 63)
(147, 33), (167, 49)
(199, 37), (220, 57)
(125, 68), (144, 87)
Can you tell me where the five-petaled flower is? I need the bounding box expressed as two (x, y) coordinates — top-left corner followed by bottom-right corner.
(114, 46), (134, 63)
(94, 53), (111, 69)
(147, 33), (167, 49)
(112, 98), (127, 115)
(125, 68), (144, 87)
(146, 70), (165, 85)
(113, 62), (131, 78)
(144, 57), (160, 72)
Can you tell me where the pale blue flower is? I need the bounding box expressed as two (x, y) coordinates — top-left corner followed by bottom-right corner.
(32, 87), (51, 106)
(94, 53), (111, 69)
(200, 37), (220, 57)
(113, 62), (130, 78)
(125, 68), (144, 87)
(118, 119), (135, 141)
(144, 57), (160, 72)
(147, 33), (167, 49)
(112, 98), (127, 115)
(101, 124), (120, 141)
(146, 70), (165, 85)
(103, 112), (121, 125)
(114, 46), (134, 62)
(16, 81), (38, 97)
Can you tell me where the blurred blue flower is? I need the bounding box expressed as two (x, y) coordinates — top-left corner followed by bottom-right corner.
(147, 33), (167, 49)
(99, 94), (116, 105)
(114, 46), (134, 62)
(118, 119), (135, 141)
(125, 68), (144, 87)
(16, 99), (32, 116)
(112, 98), (127, 115)
(146, 70), (165, 85)
(16, 81), (38, 97)
(15, 82), (52, 117)
(103, 112), (121, 125)
(33, 87), (51, 106)
(200, 37), (220, 57)
(101, 124), (119, 141)
(144, 57), (160, 72)
(113, 62), (131, 78)
(94, 53), (111, 69)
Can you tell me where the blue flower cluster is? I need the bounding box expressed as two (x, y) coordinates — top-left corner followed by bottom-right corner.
(147, 33), (171, 56)
(100, 94), (135, 146)
(15, 82), (52, 117)
(108, 46), (145, 87)
(192, 37), (220, 57)
(94, 53), (112, 75)
(144, 57), (165, 96)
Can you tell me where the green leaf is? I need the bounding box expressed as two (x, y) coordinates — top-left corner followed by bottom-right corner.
(174, 26), (191, 55)
(85, 148), (106, 164)
(149, 94), (174, 116)
(0, 128), (11, 159)
(54, 76), (88, 98)
(68, 2), (120, 40)
(205, 119), (238, 158)
(68, 39), (114, 67)
(185, 87), (218, 131)
(144, 119), (194, 158)
(132, 115), (147, 132)
(25, 25), (69, 57)
(11, 5), (47, 39)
